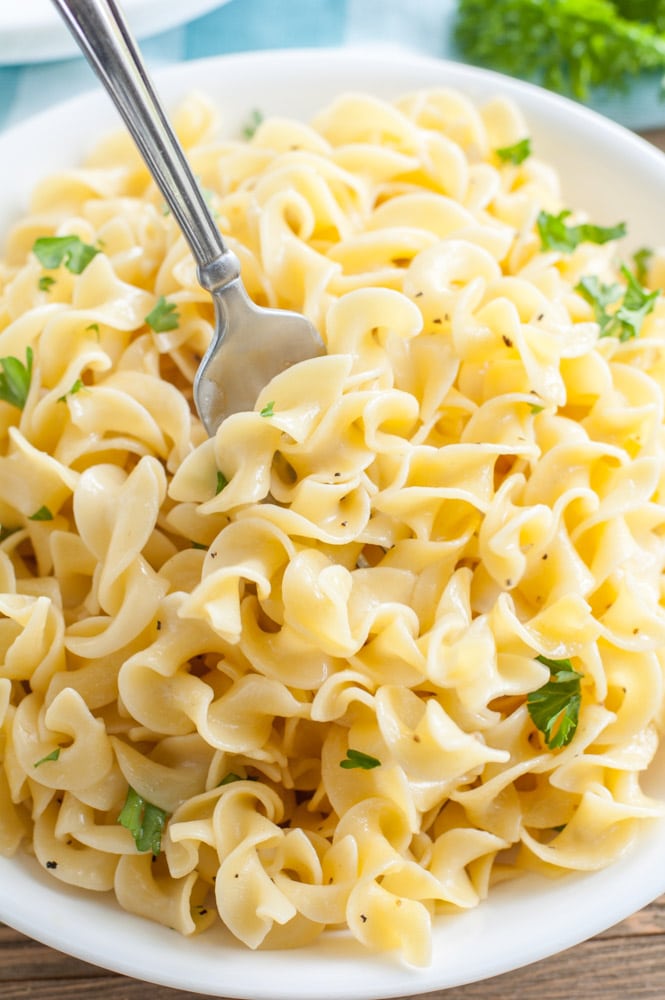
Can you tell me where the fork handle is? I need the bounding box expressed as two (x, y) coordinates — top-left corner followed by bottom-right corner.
(51, 0), (240, 289)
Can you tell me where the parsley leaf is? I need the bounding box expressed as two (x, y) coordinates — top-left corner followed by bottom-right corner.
(145, 296), (180, 333)
(57, 378), (85, 402)
(576, 265), (659, 341)
(28, 506), (54, 522)
(117, 786), (168, 855)
(218, 772), (244, 786)
(38, 275), (56, 292)
(527, 654), (582, 748)
(633, 246), (654, 284)
(34, 748), (61, 767)
(242, 108), (264, 139)
(340, 748), (382, 770)
(215, 470), (228, 495)
(537, 210), (627, 253)
(33, 235), (99, 275)
(0, 347), (33, 410)
(259, 400), (275, 418)
(495, 137), (532, 164)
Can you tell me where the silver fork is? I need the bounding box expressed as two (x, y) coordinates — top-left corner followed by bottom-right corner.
(51, 0), (326, 435)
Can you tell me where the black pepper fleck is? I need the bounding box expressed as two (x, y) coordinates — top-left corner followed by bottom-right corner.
(46, 860), (58, 869)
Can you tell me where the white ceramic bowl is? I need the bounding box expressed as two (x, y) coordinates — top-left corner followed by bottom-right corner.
(0, 0), (231, 65)
(1, 47), (665, 999)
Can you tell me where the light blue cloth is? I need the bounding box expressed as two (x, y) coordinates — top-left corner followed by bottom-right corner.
(1, 0), (665, 133)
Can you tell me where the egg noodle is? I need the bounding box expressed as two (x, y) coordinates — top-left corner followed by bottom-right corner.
(1, 87), (665, 966)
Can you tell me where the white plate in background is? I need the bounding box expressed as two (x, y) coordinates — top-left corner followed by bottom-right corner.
(0, 0), (231, 65)
(1, 47), (665, 999)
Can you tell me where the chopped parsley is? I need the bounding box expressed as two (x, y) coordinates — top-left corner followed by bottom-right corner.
(57, 378), (85, 402)
(145, 296), (180, 333)
(215, 470), (228, 495)
(259, 400), (275, 418)
(34, 748), (61, 767)
(0, 347), (33, 410)
(537, 210), (626, 253)
(495, 137), (532, 165)
(242, 108), (264, 139)
(576, 265), (659, 342)
(340, 748), (381, 770)
(527, 654), (582, 749)
(32, 235), (100, 274)
(28, 506), (54, 522)
(633, 246), (654, 285)
(38, 275), (56, 292)
(117, 785), (168, 855)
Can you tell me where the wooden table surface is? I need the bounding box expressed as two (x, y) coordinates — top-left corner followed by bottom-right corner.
(3, 126), (665, 1000)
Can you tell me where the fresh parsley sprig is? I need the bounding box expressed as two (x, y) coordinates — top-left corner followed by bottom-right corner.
(527, 654), (582, 749)
(118, 786), (168, 855)
(537, 210), (627, 253)
(576, 265), (659, 341)
(454, 0), (665, 99)
(0, 347), (33, 410)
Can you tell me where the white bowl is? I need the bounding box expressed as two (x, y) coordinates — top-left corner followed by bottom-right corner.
(0, 0), (230, 65)
(1, 47), (665, 999)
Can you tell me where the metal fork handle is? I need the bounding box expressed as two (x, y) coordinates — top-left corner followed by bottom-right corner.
(51, 0), (240, 290)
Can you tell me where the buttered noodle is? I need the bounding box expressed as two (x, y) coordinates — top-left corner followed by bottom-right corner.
(2, 87), (665, 965)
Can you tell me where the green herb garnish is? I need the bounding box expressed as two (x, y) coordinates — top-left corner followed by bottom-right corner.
(117, 786), (168, 855)
(633, 246), (654, 284)
(38, 275), (56, 292)
(495, 137), (532, 165)
(0, 347), (33, 410)
(145, 296), (180, 333)
(340, 748), (382, 770)
(28, 506), (54, 522)
(527, 654), (582, 748)
(576, 265), (659, 342)
(215, 470), (228, 495)
(537, 210), (626, 253)
(242, 108), (264, 139)
(259, 400), (275, 418)
(34, 748), (61, 767)
(454, 0), (665, 99)
(57, 378), (85, 402)
(33, 235), (99, 275)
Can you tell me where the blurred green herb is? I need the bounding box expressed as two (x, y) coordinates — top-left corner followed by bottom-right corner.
(29, 506), (54, 522)
(242, 108), (264, 139)
(495, 137), (532, 164)
(454, 0), (665, 99)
